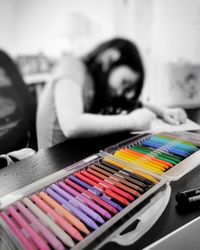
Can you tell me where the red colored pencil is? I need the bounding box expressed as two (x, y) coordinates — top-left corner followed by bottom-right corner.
(64, 179), (118, 214)
(87, 168), (141, 198)
(104, 189), (130, 206)
(80, 170), (134, 201)
(74, 172), (131, 205)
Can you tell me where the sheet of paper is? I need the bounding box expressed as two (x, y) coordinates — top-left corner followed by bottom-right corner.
(130, 118), (200, 135)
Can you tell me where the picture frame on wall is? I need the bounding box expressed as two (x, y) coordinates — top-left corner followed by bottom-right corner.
(167, 62), (200, 109)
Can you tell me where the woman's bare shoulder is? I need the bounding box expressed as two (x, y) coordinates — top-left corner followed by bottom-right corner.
(52, 54), (86, 85)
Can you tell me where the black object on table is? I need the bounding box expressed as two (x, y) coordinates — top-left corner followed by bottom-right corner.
(1, 132), (200, 250)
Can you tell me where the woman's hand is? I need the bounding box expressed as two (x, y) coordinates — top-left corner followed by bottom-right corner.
(127, 108), (156, 130)
(162, 108), (187, 125)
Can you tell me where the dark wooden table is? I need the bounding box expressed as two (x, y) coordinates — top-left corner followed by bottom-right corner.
(1, 132), (200, 249)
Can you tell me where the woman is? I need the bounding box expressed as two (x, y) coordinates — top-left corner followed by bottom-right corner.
(37, 38), (187, 149)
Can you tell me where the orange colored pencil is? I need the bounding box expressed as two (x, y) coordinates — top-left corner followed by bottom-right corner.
(39, 191), (90, 235)
(124, 148), (172, 168)
(122, 149), (170, 170)
(116, 150), (166, 171)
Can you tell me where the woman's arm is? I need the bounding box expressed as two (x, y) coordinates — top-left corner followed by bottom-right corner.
(142, 102), (187, 125)
(54, 79), (156, 138)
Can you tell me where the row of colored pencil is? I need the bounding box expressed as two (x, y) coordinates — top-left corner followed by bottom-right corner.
(0, 157), (157, 249)
(112, 132), (198, 175)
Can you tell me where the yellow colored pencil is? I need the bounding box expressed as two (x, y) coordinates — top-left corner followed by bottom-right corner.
(103, 157), (159, 184)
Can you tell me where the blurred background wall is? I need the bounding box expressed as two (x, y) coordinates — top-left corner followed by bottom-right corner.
(0, 0), (200, 114)
(0, 0), (116, 56)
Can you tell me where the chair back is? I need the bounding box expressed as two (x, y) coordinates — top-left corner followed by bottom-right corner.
(0, 50), (37, 154)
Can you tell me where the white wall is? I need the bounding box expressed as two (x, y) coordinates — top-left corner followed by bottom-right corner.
(149, 0), (200, 106)
(0, 0), (17, 55)
(3, 0), (116, 57)
(152, 0), (200, 62)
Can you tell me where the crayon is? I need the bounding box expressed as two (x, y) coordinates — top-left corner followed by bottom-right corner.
(22, 197), (75, 248)
(115, 150), (165, 170)
(87, 167), (141, 197)
(174, 131), (200, 145)
(95, 161), (149, 189)
(99, 160), (152, 185)
(69, 175), (101, 196)
(58, 181), (112, 219)
(158, 133), (198, 148)
(70, 175), (123, 210)
(101, 158), (158, 184)
(150, 136), (197, 153)
(80, 170), (134, 201)
(64, 178), (118, 214)
(74, 172), (107, 191)
(7, 206), (51, 250)
(142, 140), (189, 158)
(133, 145), (183, 161)
(129, 146), (174, 167)
(114, 151), (166, 172)
(69, 176), (123, 211)
(120, 149), (167, 170)
(31, 194), (83, 241)
(123, 148), (170, 169)
(129, 147), (177, 166)
(15, 201), (65, 250)
(132, 145), (181, 164)
(68, 176), (123, 211)
(66, 176), (122, 211)
(148, 151), (180, 165)
(104, 189), (130, 206)
(148, 138), (194, 154)
(153, 148), (183, 161)
(38, 191), (90, 235)
(112, 153), (164, 174)
(101, 195), (123, 211)
(46, 187), (98, 230)
(0, 211), (36, 250)
(90, 164), (145, 193)
(51, 184), (105, 224)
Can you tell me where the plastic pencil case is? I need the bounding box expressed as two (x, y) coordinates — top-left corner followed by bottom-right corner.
(104, 131), (200, 182)
(0, 153), (171, 250)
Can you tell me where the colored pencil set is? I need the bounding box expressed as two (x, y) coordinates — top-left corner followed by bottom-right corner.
(1, 131), (199, 249)
(0, 157), (158, 249)
(111, 132), (199, 175)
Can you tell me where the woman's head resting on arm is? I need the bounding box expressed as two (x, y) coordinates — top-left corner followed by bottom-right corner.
(84, 38), (144, 114)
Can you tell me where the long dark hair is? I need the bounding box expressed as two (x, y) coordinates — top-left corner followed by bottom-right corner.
(84, 38), (144, 114)
(0, 50), (37, 150)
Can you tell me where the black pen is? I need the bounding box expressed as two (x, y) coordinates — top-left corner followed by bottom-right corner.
(176, 186), (200, 204)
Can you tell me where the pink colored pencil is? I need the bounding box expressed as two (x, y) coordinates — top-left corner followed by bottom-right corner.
(31, 194), (82, 241)
(7, 206), (50, 250)
(0, 211), (37, 250)
(15, 201), (65, 250)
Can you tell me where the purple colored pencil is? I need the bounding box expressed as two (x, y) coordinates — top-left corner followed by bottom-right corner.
(51, 184), (105, 224)
(69, 176), (101, 195)
(58, 181), (112, 219)
(68, 175), (123, 211)
(46, 188), (98, 230)
(101, 196), (123, 211)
